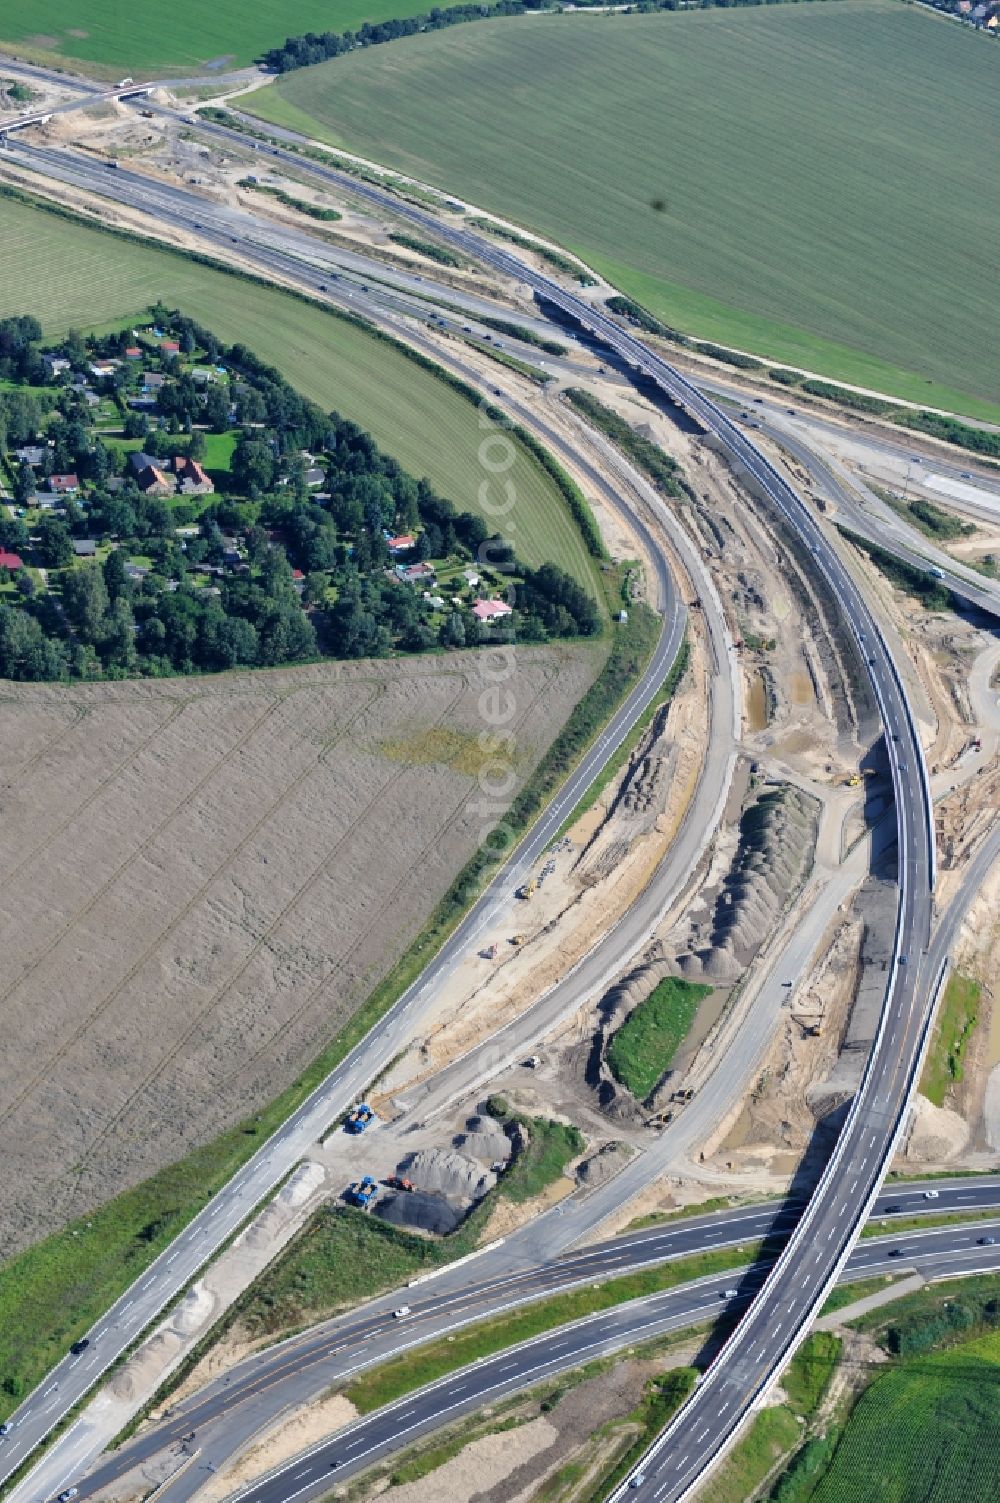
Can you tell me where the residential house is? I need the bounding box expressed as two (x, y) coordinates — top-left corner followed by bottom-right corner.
(72, 539), (98, 558)
(462, 569), (480, 588)
(128, 451), (173, 496)
(14, 445), (45, 467)
(172, 455), (214, 495)
(396, 561), (436, 585)
(142, 371), (167, 392)
(124, 562), (149, 582)
(160, 339), (180, 355)
(0, 549), (24, 572)
(387, 534), (416, 555)
(472, 598), (513, 623)
(88, 359), (119, 379)
(43, 355), (70, 378)
(124, 346), (142, 361)
(48, 473), (80, 495)
(304, 467), (326, 488)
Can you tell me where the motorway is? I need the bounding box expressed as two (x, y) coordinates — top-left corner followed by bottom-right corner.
(0, 103), (983, 1503)
(0, 153), (695, 1503)
(37, 1180), (1000, 1503)
(149, 114), (941, 1502)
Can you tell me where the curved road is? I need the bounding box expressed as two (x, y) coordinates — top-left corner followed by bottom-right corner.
(0, 166), (690, 1503)
(45, 1180), (1000, 1503)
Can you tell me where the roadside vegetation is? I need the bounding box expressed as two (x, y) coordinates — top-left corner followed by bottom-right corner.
(388, 232), (464, 267)
(838, 528), (954, 612)
(563, 388), (686, 498)
(694, 1334), (841, 1503)
(872, 485), (975, 545)
(237, 179), (341, 222)
(342, 1244), (758, 1414)
(607, 977), (712, 1102)
(246, 4), (1000, 419)
(920, 972), (981, 1107)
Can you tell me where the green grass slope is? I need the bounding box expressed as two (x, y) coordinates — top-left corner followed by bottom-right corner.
(0, 2), (429, 75)
(0, 195), (598, 588)
(249, 2), (1000, 416)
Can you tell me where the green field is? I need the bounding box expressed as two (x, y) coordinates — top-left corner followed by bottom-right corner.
(804, 1329), (1000, 1502)
(0, 194), (598, 589)
(0, 2), (429, 75)
(249, 2), (1000, 417)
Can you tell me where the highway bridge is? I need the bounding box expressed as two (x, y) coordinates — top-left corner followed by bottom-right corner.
(166, 117), (939, 1501)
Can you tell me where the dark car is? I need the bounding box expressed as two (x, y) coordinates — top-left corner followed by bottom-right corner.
(884, 1205), (902, 1214)
(978, 1236), (997, 1246)
(888, 1248), (903, 1257)
(70, 1339), (90, 1355)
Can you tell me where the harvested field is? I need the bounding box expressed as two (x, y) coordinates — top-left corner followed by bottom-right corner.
(0, 645), (598, 1259)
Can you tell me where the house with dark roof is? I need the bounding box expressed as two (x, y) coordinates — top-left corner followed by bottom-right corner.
(128, 451), (173, 496)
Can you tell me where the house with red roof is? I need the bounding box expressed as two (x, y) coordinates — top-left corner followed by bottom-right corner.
(0, 549), (24, 572)
(472, 598), (513, 623)
(387, 534), (416, 555)
(48, 473), (80, 495)
(171, 455), (215, 495)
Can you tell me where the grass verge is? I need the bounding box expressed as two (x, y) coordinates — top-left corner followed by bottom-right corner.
(563, 387), (687, 498)
(920, 972), (981, 1107)
(342, 1243), (759, 1414)
(837, 527), (953, 611)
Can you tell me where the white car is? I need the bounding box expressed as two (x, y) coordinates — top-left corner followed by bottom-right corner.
(923, 1189), (940, 1200)
(629, 1476), (645, 1490)
(393, 1305), (411, 1319)
(721, 1288), (739, 1299)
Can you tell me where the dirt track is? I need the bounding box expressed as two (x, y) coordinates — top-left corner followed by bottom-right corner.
(0, 647), (598, 1256)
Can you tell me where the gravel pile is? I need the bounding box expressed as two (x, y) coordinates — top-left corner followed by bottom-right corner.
(377, 1190), (463, 1237)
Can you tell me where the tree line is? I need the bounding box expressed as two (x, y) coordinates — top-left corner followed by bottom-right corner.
(260, 0), (834, 73)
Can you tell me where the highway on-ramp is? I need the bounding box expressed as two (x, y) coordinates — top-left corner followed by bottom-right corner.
(142, 1224), (1000, 1503)
(0, 117), (952, 1503)
(40, 1181), (1000, 1503)
(151, 117), (939, 1501)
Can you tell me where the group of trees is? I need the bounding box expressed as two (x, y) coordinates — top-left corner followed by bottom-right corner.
(260, 0), (822, 72)
(0, 307), (605, 683)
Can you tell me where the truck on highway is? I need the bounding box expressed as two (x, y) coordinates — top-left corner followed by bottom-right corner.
(344, 1102), (376, 1135)
(346, 1175), (378, 1209)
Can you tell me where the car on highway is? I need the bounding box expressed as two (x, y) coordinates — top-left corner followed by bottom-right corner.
(318, 284), (327, 292)
(70, 1339), (90, 1355)
(978, 1236), (996, 1245)
(960, 471), (972, 480)
(923, 1189), (939, 1199)
(888, 1248), (903, 1257)
(393, 1305), (411, 1319)
(0, 1422), (11, 1437)
(58, 1490), (78, 1501)
(629, 1476), (645, 1489)
(721, 1288), (739, 1299)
